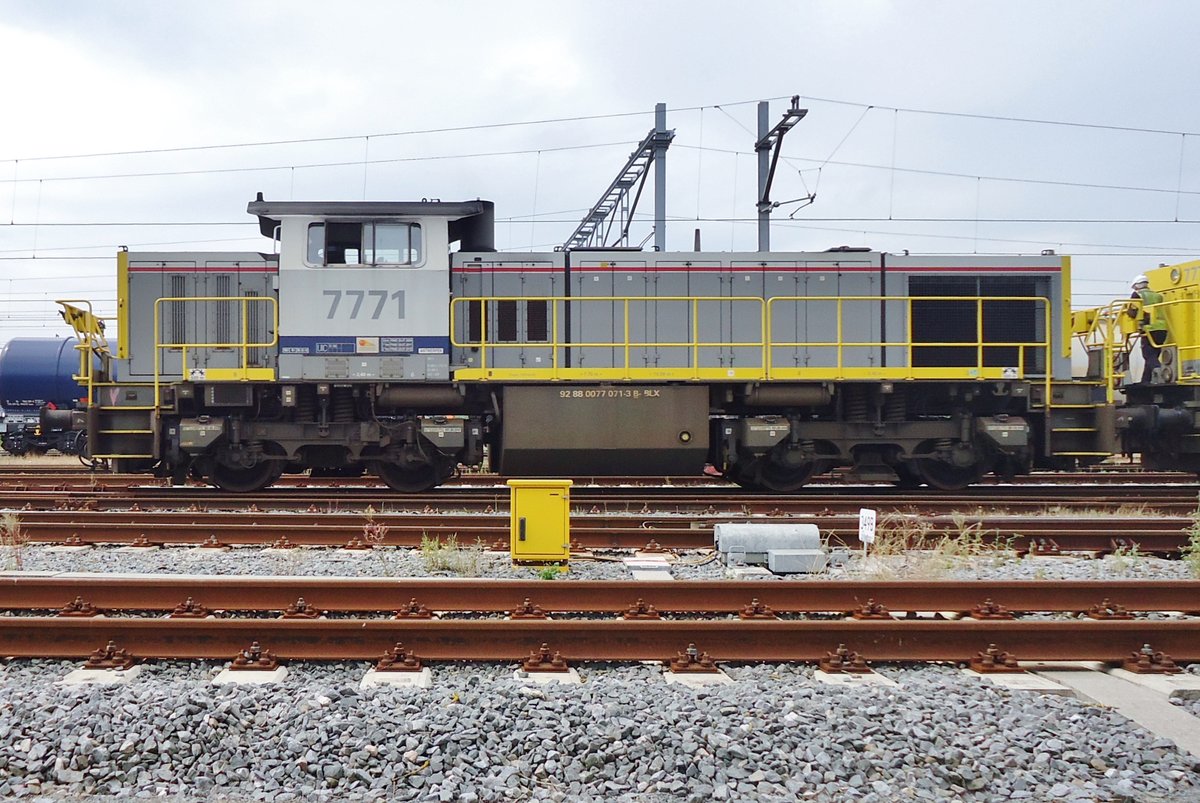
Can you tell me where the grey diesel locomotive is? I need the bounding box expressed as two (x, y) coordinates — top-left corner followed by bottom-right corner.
(53, 195), (1164, 492)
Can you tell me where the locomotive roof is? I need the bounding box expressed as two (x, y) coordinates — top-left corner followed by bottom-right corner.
(247, 195), (495, 249)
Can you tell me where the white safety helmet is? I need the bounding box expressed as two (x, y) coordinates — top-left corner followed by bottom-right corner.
(1131, 274), (1150, 289)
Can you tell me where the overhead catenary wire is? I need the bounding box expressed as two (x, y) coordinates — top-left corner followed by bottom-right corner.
(1, 91), (1197, 331)
(802, 94), (1200, 138)
(0, 141), (640, 186)
(0, 96), (798, 165)
(6, 91), (1200, 168)
(671, 144), (1200, 198)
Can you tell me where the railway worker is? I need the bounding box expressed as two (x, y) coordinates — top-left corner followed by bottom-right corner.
(1128, 274), (1168, 383)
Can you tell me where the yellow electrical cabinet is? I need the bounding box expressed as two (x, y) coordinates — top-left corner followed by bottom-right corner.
(507, 479), (572, 563)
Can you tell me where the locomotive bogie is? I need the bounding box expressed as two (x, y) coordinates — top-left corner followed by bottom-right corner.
(155, 380), (486, 491)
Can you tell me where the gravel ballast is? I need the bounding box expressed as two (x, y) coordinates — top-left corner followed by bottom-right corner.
(0, 660), (1195, 802)
(13, 544), (1197, 583)
(5, 539), (1200, 801)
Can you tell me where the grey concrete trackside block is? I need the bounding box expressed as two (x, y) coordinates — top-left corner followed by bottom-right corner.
(60, 666), (143, 686)
(1107, 667), (1200, 701)
(213, 667), (288, 685)
(961, 668), (1073, 696)
(814, 670), (900, 688)
(663, 669), (734, 688)
(514, 668), (582, 685)
(622, 555), (674, 581)
(1035, 670), (1200, 758)
(360, 668), (433, 689)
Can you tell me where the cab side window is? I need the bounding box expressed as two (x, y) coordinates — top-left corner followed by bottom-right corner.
(306, 222), (423, 266)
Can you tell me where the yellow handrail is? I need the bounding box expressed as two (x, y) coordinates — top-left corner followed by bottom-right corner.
(450, 294), (1053, 384)
(1076, 295), (1200, 400)
(152, 296), (279, 406)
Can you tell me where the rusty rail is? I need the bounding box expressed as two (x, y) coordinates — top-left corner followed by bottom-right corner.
(1, 480), (1197, 517)
(6, 576), (1199, 614)
(3, 617), (1197, 662)
(15, 511), (1192, 553)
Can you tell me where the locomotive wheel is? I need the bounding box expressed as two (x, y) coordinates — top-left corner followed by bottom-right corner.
(727, 454), (821, 493)
(892, 463), (924, 490)
(722, 459), (759, 490)
(209, 460), (282, 493)
(370, 459), (452, 493)
(757, 460), (819, 493)
(914, 458), (982, 491)
(207, 443), (286, 493)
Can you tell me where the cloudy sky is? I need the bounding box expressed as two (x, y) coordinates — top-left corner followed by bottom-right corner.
(2, 2), (1199, 339)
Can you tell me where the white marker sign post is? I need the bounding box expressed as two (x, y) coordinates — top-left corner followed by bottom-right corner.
(858, 508), (877, 558)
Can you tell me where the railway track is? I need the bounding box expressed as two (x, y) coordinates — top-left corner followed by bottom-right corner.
(10, 576), (1199, 614)
(15, 510), (1192, 553)
(1, 483), (1197, 516)
(2, 575), (1192, 664)
(4, 617), (1196, 664)
(0, 464), (1191, 486)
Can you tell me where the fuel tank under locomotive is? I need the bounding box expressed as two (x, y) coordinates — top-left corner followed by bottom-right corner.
(496, 385), (709, 475)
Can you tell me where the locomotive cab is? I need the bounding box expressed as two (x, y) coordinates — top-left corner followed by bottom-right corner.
(249, 197), (494, 385)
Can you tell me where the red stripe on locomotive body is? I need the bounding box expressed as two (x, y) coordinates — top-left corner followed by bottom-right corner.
(453, 266), (560, 274)
(127, 266), (278, 273)
(891, 266), (1060, 272)
(129, 267), (278, 273)
(451, 264), (1060, 274)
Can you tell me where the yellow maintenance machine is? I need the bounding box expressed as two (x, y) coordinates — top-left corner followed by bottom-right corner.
(1071, 259), (1200, 471)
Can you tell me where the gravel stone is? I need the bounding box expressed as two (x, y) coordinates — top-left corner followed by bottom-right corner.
(18, 543), (638, 580)
(8, 526), (1200, 801)
(0, 659), (1189, 801)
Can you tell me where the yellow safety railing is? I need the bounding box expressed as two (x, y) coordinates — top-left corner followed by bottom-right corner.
(1156, 296), (1200, 381)
(764, 295), (1051, 384)
(1072, 295), (1200, 401)
(450, 294), (1053, 385)
(55, 299), (110, 406)
(451, 296), (768, 381)
(153, 296), (279, 405)
(1072, 299), (1138, 402)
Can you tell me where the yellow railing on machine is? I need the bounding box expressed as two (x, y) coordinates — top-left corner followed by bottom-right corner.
(450, 294), (1052, 387)
(1072, 295), (1200, 402)
(1071, 300), (1138, 403)
(453, 295), (769, 381)
(152, 296), (279, 401)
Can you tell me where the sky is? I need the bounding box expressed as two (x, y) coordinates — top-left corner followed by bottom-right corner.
(2, 1), (1200, 340)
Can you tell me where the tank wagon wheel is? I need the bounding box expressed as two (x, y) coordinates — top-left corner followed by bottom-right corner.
(207, 443), (287, 493)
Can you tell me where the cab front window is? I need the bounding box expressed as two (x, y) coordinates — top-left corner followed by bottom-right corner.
(306, 222), (423, 266)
